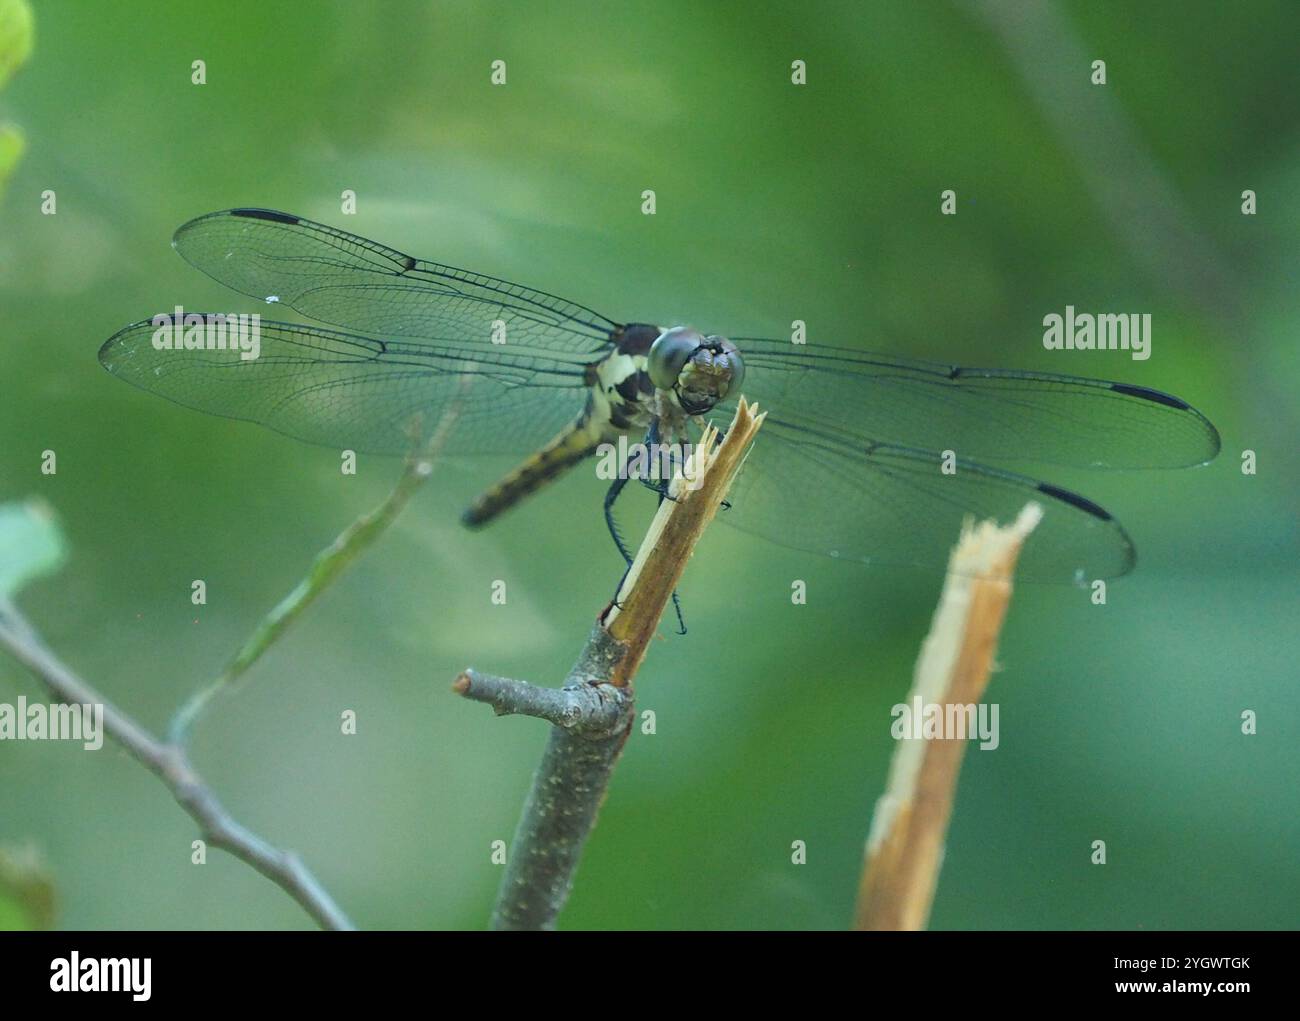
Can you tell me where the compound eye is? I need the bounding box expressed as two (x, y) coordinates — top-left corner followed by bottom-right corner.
(717, 338), (745, 398)
(648, 327), (702, 390)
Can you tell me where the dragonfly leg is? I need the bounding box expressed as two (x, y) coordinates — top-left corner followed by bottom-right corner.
(607, 566), (688, 635)
(636, 419), (682, 502)
(603, 474), (635, 569)
(644, 421), (690, 631)
(606, 420), (673, 562)
(669, 590), (687, 635)
(604, 445), (688, 635)
(712, 424), (732, 510)
(638, 475), (676, 501)
(604, 475), (634, 611)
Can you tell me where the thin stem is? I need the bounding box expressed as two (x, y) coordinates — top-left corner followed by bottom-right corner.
(169, 406), (461, 744)
(971, 0), (1239, 325)
(0, 610), (354, 931)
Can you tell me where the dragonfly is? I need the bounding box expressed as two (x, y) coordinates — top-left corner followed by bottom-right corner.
(100, 208), (1220, 590)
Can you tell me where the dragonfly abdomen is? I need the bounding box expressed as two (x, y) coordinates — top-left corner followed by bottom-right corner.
(462, 334), (662, 528)
(462, 415), (606, 528)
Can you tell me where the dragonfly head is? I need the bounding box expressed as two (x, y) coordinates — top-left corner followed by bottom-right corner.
(648, 327), (745, 415)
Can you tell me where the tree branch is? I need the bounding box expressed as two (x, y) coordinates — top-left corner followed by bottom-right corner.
(0, 399), (467, 929)
(455, 398), (765, 930)
(0, 604), (355, 931)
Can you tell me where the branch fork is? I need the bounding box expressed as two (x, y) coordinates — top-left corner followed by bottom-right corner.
(456, 398), (765, 930)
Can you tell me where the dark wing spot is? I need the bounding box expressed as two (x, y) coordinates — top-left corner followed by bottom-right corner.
(400, 255), (416, 272)
(1037, 482), (1112, 521)
(1109, 382), (1190, 410)
(229, 208), (300, 224)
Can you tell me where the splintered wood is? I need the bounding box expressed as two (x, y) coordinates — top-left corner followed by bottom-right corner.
(855, 503), (1042, 931)
(602, 398), (765, 686)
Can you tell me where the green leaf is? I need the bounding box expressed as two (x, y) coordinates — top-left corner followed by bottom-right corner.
(0, 499), (66, 598)
(0, 0), (34, 91)
(0, 845), (56, 931)
(0, 122), (23, 195)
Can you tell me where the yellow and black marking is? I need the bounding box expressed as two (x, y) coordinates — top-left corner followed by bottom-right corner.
(461, 411), (607, 527)
(463, 323), (668, 527)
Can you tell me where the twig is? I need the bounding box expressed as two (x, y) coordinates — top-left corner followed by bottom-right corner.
(0, 608), (355, 931)
(455, 398), (765, 930)
(169, 407), (462, 743)
(454, 668), (628, 730)
(855, 502), (1042, 931)
(0, 396), (467, 929)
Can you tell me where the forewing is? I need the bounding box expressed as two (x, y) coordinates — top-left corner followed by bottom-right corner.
(98, 318), (590, 456)
(734, 338), (1220, 469)
(171, 208), (619, 355)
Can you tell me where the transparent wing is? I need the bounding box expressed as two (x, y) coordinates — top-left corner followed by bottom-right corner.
(734, 338), (1220, 469)
(720, 418), (1136, 582)
(98, 318), (591, 455)
(171, 208), (619, 355)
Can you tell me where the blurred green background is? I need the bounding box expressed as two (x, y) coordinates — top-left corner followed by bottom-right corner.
(0, 0), (1296, 930)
